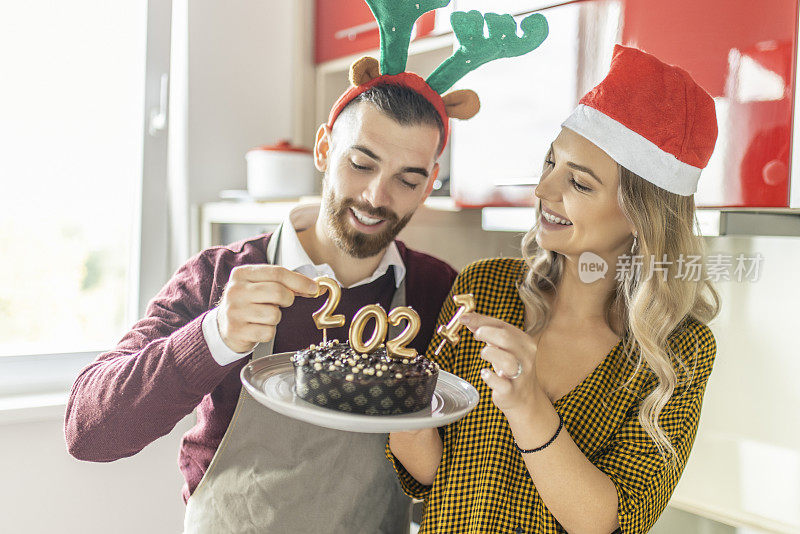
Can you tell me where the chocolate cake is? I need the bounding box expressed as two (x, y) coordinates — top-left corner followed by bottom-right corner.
(291, 340), (438, 415)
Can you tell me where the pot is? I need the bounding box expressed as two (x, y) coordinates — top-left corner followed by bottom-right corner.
(245, 140), (316, 199)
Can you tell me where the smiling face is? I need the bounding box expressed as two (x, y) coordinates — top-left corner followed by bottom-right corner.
(534, 127), (636, 259)
(314, 101), (441, 258)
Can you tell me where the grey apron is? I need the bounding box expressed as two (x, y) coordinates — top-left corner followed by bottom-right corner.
(184, 224), (412, 533)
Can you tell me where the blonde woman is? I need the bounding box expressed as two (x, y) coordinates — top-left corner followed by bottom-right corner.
(387, 45), (721, 534)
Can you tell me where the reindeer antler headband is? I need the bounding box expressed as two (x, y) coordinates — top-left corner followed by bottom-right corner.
(327, 0), (549, 155)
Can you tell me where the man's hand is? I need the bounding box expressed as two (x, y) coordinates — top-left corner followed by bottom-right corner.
(217, 265), (319, 353)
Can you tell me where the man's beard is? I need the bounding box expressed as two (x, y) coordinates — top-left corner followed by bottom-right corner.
(323, 182), (414, 259)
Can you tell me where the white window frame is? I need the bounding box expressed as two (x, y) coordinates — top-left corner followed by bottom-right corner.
(0, 0), (174, 422)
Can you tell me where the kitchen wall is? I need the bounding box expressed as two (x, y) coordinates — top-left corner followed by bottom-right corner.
(666, 234), (800, 532)
(0, 413), (192, 533)
(184, 0), (312, 207)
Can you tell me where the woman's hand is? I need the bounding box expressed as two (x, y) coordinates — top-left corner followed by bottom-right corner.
(459, 312), (546, 417)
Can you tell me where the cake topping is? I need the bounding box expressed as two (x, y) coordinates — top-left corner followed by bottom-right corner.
(291, 340), (437, 380)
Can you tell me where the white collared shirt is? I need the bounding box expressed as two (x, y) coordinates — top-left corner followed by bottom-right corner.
(278, 203), (406, 289)
(202, 202), (407, 365)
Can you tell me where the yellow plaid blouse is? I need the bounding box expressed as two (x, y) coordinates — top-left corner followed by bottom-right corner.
(386, 258), (716, 534)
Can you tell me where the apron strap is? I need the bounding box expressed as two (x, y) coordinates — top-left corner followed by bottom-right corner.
(266, 223), (282, 264)
(252, 224), (283, 360)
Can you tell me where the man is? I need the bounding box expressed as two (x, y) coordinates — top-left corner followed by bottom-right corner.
(65, 82), (457, 533)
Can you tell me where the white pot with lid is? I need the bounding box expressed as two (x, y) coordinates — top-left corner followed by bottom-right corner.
(245, 140), (317, 200)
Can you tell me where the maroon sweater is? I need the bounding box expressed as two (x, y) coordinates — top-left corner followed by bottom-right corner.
(64, 233), (457, 503)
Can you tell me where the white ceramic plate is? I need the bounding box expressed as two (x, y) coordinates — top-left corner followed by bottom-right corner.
(241, 352), (479, 433)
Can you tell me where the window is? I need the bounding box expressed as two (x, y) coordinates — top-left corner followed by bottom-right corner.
(0, 1), (170, 360)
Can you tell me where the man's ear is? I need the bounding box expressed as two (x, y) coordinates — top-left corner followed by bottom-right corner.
(314, 124), (332, 172)
(423, 163), (440, 199)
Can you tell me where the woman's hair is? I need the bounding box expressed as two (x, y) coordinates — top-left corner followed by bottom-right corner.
(518, 164), (721, 470)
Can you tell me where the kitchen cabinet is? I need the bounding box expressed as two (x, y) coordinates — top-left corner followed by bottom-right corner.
(448, 0), (800, 209)
(311, 0), (800, 211)
(315, 0), (439, 63)
(621, 0), (797, 208)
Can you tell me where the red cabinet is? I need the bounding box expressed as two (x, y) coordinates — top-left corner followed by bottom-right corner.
(449, 0), (799, 209)
(315, 0), (437, 64)
(621, 0), (797, 207)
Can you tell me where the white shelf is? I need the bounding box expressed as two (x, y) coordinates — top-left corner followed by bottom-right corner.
(200, 198), (316, 224)
(481, 206), (535, 232)
(481, 207), (800, 236)
(202, 196), (460, 223)
(198, 196), (467, 251)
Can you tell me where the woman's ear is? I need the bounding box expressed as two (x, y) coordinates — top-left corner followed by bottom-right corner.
(442, 89), (481, 120)
(314, 124), (332, 172)
(350, 56), (381, 86)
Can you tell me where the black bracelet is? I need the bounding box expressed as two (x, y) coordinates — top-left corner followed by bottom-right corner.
(516, 412), (564, 454)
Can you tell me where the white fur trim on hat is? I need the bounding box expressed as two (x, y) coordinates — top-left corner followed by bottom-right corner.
(561, 104), (702, 196)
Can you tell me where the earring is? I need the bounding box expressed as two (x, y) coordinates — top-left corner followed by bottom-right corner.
(630, 234), (638, 254)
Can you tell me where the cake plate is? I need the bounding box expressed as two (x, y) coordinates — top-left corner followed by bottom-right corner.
(241, 352), (479, 433)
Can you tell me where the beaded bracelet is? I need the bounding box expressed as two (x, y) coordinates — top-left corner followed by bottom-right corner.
(516, 412), (564, 454)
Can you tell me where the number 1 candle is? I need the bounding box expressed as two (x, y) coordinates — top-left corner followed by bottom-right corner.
(434, 294), (475, 355)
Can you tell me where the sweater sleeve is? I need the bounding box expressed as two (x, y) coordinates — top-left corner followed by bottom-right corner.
(595, 322), (717, 533)
(64, 251), (238, 462)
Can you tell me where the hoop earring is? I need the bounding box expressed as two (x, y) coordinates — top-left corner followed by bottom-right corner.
(630, 235), (638, 254)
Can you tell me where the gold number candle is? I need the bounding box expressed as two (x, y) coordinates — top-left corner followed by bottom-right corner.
(386, 306), (421, 359)
(349, 304), (389, 354)
(312, 276), (345, 343)
(434, 294), (475, 355)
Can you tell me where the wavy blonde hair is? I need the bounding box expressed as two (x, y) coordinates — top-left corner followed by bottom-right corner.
(518, 165), (721, 470)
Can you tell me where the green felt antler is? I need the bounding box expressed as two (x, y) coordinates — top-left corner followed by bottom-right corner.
(426, 11), (549, 94)
(365, 0), (451, 76)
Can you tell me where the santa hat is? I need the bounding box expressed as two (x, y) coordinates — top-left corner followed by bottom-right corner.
(562, 44), (718, 196)
(328, 0), (549, 156)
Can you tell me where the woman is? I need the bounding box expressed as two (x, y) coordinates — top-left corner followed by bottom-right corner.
(387, 45), (721, 534)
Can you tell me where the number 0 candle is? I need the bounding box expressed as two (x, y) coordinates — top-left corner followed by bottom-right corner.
(349, 304), (389, 354)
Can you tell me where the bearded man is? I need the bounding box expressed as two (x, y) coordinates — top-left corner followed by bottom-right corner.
(65, 82), (457, 533)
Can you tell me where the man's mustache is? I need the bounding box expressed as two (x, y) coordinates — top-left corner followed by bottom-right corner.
(340, 199), (398, 223)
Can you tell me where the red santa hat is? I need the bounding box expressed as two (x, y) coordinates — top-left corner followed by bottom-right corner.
(561, 44), (718, 196)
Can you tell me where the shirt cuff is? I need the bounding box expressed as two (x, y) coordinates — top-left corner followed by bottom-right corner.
(201, 307), (253, 366)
